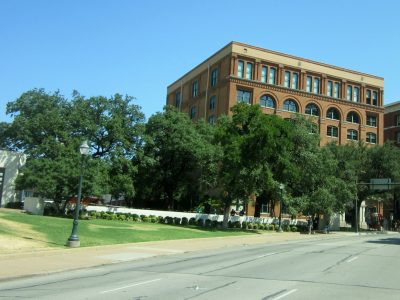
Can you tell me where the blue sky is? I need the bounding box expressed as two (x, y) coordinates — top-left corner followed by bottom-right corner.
(1, 0), (399, 122)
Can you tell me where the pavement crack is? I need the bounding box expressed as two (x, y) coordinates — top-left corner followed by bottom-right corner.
(183, 281), (237, 300)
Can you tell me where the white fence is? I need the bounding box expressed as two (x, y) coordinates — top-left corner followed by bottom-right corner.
(85, 205), (307, 226)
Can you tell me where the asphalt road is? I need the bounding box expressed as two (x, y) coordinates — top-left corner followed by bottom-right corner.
(1, 234), (399, 299)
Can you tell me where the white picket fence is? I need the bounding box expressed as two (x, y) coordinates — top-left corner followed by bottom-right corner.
(85, 205), (307, 226)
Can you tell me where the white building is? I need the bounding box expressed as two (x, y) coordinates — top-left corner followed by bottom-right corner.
(0, 150), (26, 207)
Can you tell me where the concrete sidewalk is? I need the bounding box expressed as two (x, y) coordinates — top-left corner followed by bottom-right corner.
(0, 232), (336, 282)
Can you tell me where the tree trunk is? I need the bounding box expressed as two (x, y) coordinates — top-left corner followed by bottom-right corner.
(222, 204), (231, 229)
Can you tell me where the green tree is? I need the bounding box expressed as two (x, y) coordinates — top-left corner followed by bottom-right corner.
(135, 106), (218, 210)
(1, 89), (144, 211)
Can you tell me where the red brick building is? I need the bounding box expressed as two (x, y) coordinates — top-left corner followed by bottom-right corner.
(384, 101), (400, 145)
(167, 42), (384, 146)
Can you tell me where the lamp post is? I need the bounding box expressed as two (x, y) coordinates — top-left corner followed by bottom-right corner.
(278, 183), (284, 232)
(67, 141), (90, 248)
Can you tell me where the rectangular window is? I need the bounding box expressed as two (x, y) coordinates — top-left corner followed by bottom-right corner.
(261, 66), (267, 83)
(334, 82), (340, 98)
(397, 132), (400, 143)
(372, 91), (378, 106)
(327, 126), (338, 138)
(175, 91), (181, 108)
(306, 76), (312, 92)
(209, 96), (216, 110)
(208, 115), (216, 124)
(292, 73), (298, 89)
(366, 89), (371, 104)
(261, 203), (270, 213)
(327, 81), (333, 97)
(190, 106), (197, 119)
(211, 69), (218, 87)
(313, 78), (320, 94)
(269, 68), (276, 84)
(284, 71), (290, 88)
(353, 87), (359, 102)
(347, 86), (352, 101)
(237, 89), (252, 104)
(237, 60), (244, 78)
(396, 115), (400, 126)
(246, 63), (253, 80)
(192, 81), (198, 98)
(367, 115), (377, 127)
(366, 133), (377, 144)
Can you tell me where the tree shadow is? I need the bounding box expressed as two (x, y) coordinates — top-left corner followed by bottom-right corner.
(366, 237), (400, 245)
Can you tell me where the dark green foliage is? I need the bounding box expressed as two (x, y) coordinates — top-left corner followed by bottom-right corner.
(181, 217), (189, 225)
(173, 217), (181, 225)
(5, 202), (24, 209)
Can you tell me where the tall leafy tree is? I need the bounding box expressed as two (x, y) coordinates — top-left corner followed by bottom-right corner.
(135, 106), (218, 210)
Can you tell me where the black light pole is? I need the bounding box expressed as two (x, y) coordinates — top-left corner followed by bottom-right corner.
(67, 141), (90, 248)
(278, 183), (284, 232)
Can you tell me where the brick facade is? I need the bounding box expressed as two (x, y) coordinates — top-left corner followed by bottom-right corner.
(167, 42), (384, 146)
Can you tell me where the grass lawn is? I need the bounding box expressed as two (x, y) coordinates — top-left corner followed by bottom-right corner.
(0, 209), (257, 248)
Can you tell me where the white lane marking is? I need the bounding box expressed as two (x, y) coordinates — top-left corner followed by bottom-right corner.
(257, 252), (277, 258)
(347, 256), (358, 263)
(273, 289), (298, 300)
(100, 278), (162, 294)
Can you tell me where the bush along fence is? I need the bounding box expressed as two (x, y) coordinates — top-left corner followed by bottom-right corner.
(84, 205), (308, 232)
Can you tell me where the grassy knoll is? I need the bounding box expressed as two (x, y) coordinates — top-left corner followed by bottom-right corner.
(0, 209), (255, 248)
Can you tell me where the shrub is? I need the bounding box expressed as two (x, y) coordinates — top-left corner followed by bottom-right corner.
(291, 225), (298, 232)
(181, 217), (189, 225)
(142, 216), (150, 222)
(5, 201), (24, 209)
(205, 219), (212, 227)
(211, 220), (219, 228)
(258, 224), (265, 230)
(174, 217), (181, 225)
(118, 214), (127, 221)
(228, 221), (234, 228)
(283, 224), (290, 232)
(196, 219), (204, 226)
(234, 221), (241, 229)
(268, 224), (275, 231)
(189, 217), (196, 225)
(150, 217), (158, 223)
(247, 223), (253, 230)
(158, 216), (165, 223)
(165, 216), (174, 224)
(131, 214), (139, 221)
(253, 223), (259, 230)
(241, 221), (248, 229)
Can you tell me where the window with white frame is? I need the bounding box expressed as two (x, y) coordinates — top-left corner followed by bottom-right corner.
(246, 62), (253, 80)
(260, 95), (276, 108)
(327, 125), (339, 138)
(347, 129), (358, 141)
(237, 60), (244, 78)
(237, 89), (252, 104)
(366, 115), (377, 127)
(366, 132), (377, 144)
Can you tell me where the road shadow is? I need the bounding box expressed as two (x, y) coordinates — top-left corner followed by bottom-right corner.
(366, 237), (400, 245)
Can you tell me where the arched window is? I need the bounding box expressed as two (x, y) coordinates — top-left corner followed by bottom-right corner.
(259, 95), (276, 108)
(347, 111), (360, 124)
(305, 103), (320, 116)
(366, 132), (377, 144)
(283, 99), (298, 112)
(347, 129), (358, 141)
(326, 107), (340, 120)
(327, 125), (339, 138)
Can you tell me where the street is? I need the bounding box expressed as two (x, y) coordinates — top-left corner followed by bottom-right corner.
(0, 234), (399, 299)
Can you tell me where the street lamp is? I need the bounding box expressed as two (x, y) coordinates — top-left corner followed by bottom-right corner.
(278, 183), (284, 232)
(67, 140), (90, 248)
